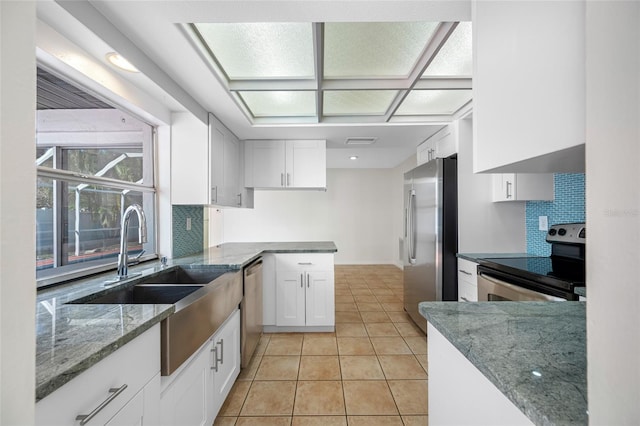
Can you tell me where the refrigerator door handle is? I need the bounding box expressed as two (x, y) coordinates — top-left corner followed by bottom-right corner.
(408, 189), (417, 264)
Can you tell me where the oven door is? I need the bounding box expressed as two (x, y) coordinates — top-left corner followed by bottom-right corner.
(478, 273), (565, 301)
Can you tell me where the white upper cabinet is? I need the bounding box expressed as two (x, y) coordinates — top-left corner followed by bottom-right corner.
(472, 1), (586, 173)
(171, 112), (253, 207)
(245, 140), (326, 189)
(492, 173), (554, 202)
(417, 123), (459, 166)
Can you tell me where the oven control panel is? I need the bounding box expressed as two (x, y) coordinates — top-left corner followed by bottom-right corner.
(546, 223), (586, 244)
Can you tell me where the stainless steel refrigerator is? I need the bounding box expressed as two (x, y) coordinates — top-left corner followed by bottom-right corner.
(403, 157), (458, 333)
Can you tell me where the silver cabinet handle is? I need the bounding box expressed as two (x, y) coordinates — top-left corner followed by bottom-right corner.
(237, 193), (242, 206)
(287, 173), (291, 186)
(300, 273), (304, 288)
(297, 262), (312, 265)
(506, 181), (513, 199)
(211, 186), (217, 203)
(76, 384), (128, 425)
(211, 346), (219, 372)
(307, 273), (310, 288)
(281, 173), (284, 187)
(459, 270), (472, 276)
(216, 339), (224, 365)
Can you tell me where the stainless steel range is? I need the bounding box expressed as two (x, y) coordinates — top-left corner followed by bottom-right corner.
(477, 223), (586, 301)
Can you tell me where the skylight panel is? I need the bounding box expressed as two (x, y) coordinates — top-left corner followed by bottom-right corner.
(323, 90), (398, 115)
(395, 90), (472, 115)
(324, 22), (439, 78)
(194, 23), (315, 79)
(422, 22), (472, 77)
(239, 91), (316, 117)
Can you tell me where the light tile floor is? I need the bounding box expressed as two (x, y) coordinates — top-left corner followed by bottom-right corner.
(214, 265), (428, 426)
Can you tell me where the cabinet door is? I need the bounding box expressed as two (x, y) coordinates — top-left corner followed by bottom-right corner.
(159, 339), (214, 426)
(250, 140), (286, 188)
(171, 112), (209, 204)
(286, 140), (326, 188)
(492, 174), (516, 202)
(212, 309), (241, 416)
(473, 1), (585, 172)
(276, 269), (306, 326)
(434, 123), (458, 159)
(209, 124), (224, 205)
(223, 132), (241, 206)
(305, 270), (335, 326)
(105, 389), (144, 426)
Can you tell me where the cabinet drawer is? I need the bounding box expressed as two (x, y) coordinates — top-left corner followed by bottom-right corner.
(458, 279), (478, 302)
(457, 258), (478, 281)
(36, 324), (160, 426)
(275, 253), (334, 271)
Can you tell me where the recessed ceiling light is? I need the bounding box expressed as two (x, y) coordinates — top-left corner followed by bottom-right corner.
(349, 156), (358, 160)
(105, 52), (139, 73)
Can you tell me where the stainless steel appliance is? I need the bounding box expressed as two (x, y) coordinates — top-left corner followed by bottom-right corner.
(403, 157), (458, 333)
(241, 258), (263, 368)
(478, 223), (586, 301)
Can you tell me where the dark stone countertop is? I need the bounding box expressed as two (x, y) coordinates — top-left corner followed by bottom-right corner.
(419, 301), (587, 426)
(36, 241), (337, 401)
(457, 252), (535, 262)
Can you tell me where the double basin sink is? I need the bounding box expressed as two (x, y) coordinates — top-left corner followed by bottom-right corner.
(68, 265), (243, 375)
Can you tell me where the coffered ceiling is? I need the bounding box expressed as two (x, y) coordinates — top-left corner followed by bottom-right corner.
(39, 1), (472, 168)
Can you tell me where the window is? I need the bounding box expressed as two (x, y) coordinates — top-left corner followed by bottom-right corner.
(36, 68), (156, 287)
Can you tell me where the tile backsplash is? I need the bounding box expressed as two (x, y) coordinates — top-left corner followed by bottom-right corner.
(172, 205), (204, 258)
(526, 173), (585, 256)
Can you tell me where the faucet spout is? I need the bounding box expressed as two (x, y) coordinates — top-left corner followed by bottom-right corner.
(117, 204), (147, 279)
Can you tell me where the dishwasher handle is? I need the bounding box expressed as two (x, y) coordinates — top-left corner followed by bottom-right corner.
(245, 259), (263, 276)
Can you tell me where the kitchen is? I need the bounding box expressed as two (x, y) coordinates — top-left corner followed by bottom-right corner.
(1, 1), (639, 425)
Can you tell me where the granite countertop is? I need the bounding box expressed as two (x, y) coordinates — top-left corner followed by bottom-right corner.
(457, 252), (536, 262)
(419, 301), (587, 426)
(36, 241), (337, 401)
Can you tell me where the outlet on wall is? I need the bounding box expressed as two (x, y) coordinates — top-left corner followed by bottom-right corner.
(538, 215), (548, 231)
(186, 217), (192, 231)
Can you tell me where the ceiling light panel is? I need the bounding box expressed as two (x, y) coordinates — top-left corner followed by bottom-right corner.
(194, 23), (315, 79)
(422, 22), (472, 77)
(324, 22), (439, 78)
(239, 91), (316, 117)
(324, 90), (398, 115)
(395, 90), (472, 115)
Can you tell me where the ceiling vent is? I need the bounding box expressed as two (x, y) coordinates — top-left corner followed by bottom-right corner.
(345, 137), (378, 145)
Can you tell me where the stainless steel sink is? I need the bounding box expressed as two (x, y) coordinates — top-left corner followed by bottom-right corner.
(67, 266), (243, 376)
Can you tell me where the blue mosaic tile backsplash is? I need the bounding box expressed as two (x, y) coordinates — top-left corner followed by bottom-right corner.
(172, 205), (204, 258)
(526, 173), (585, 256)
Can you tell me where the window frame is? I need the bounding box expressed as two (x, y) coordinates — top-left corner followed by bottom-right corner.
(35, 69), (158, 289)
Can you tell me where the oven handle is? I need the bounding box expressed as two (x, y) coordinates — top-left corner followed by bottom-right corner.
(478, 273), (566, 302)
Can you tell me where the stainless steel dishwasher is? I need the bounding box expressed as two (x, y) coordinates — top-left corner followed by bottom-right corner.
(241, 257), (263, 368)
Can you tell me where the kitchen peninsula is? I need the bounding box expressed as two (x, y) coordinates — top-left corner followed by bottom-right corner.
(420, 301), (587, 426)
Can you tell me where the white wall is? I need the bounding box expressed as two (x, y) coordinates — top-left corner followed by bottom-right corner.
(0, 1), (37, 423)
(215, 168), (400, 265)
(586, 2), (640, 423)
(457, 117), (526, 253)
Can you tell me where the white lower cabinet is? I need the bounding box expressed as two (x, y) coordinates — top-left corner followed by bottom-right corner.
(457, 258), (479, 302)
(428, 323), (533, 425)
(273, 253), (335, 330)
(36, 324), (161, 426)
(159, 309), (240, 426)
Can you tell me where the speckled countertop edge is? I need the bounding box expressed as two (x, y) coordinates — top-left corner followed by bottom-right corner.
(36, 241), (337, 401)
(419, 301), (587, 426)
(457, 252), (534, 262)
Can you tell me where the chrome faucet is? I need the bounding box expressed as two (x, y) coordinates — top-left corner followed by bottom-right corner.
(117, 204), (148, 279)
